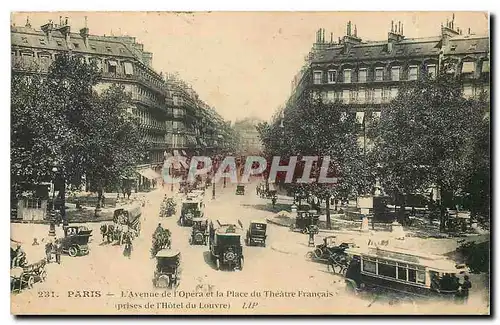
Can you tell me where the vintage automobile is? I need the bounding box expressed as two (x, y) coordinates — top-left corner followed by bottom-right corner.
(190, 217), (209, 245)
(344, 245), (470, 300)
(114, 205), (142, 236)
(61, 226), (93, 257)
(245, 220), (267, 247)
(153, 249), (181, 288)
(209, 220), (244, 271)
(235, 184), (245, 195)
(290, 210), (320, 233)
(306, 236), (355, 274)
(179, 197), (204, 227)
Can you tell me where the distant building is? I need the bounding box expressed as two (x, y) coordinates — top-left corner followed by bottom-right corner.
(287, 15), (490, 150)
(233, 117), (264, 155)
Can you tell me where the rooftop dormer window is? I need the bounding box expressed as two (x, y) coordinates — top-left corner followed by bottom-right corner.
(106, 46), (112, 53)
(39, 38), (46, 45)
(56, 40), (62, 46)
(450, 45), (457, 51)
(90, 44), (96, 50)
(73, 43), (79, 49)
(469, 44), (477, 51)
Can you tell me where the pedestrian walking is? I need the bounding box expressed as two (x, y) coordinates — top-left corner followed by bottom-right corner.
(45, 241), (53, 263)
(54, 239), (62, 264)
(271, 196), (277, 209)
(32, 237), (39, 246)
(123, 234), (132, 259)
(461, 275), (472, 304)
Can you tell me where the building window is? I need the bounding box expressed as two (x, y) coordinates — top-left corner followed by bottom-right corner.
(358, 68), (367, 83)
(390, 87), (398, 99)
(39, 38), (46, 45)
(461, 61), (476, 77)
(375, 68), (384, 81)
(90, 44), (97, 50)
(313, 71), (323, 84)
(408, 65), (418, 80)
(56, 40), (63, 46)
(372, 111), (381, 120)
(391, 66), (400, 81)
(327, 70), (337, 84)
(427, 64), (437, 79)
(342, 90), (350, 103)
(327, 91), (336, 103)
(73, 43), (80, 49)
(344, 69), (352, 83)
(107, 60), (117, 73)
(358, 89), (366, 103)
(124, 62), (134, 75)
(374, 88), (382, 103)
(463, 85), (474, 98)
(482, 60), (490, 74)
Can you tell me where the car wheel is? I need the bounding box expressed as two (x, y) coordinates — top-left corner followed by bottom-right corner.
(156, 275), (170, 288)
(180, 218), (184, 226)
(27, 276), (35, 289)
(215, 258), (220, 271)
(40, 270), (47, 282)
(305, 252), (314, 259)
(313, 248), (322, 259)
(345, 281), (357, 295)
(68, 246), (78, 257)
(239, 257), (244, 270)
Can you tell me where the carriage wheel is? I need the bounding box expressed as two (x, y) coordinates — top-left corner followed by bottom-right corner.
(341, 266), (348, 276)
(40, 270), (47, 282)
(27, 276), (35, 289)
(305, 252), (314, 260)
(313, 248), (323, 259)
(68, 246), (78, 257)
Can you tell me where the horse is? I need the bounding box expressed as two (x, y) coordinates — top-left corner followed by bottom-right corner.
(100, 224), (115, 243)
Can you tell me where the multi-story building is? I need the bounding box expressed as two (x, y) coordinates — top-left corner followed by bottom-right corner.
(286, 16), (490, 149)
(11, 16), (232, 189)
(233, 117), (264, 155)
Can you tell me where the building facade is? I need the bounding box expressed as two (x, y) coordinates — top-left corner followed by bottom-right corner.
(233, 117), (264, 155)
(11, 17), (232, 187)
(287, 16), (490, 149)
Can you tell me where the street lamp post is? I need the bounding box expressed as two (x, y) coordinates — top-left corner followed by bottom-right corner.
(48, 165), (58, 237)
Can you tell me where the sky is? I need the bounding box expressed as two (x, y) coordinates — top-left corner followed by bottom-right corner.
(11, 12), (489, 122)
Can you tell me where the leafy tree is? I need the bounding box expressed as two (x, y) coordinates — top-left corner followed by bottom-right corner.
(12, 53), (149, 218)
(372, 72), (490, 230)
(258, 91), (373, 228)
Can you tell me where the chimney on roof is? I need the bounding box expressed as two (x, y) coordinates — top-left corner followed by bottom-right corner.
(41, 20), (55, 42)
(143, 52), (153, 67)
(56, 16), (71, 45)
(80, 16), (89, 47)
(387, 20), (405, 46)
(441, 15), (460, 46)
(25, 16), (31, 28)
(330, 32), (333, 43)
(342, 21), (362, 53)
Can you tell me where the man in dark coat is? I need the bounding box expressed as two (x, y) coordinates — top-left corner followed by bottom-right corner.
(45, 241), (53, 263)
(54, 239), (62, 264)
(461, 275), (472, 304)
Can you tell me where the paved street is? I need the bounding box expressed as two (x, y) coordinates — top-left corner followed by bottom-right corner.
(11, 180), (489, 315)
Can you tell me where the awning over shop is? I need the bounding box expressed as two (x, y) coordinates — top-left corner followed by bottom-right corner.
(137, 168), (161, 180)
(482, 60), (490, 73)
(462, 61), (475, 73)
(124, 62), (134, 75)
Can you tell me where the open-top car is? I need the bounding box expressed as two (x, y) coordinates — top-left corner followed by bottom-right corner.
(190, 217), (209, 245)
(153, 249), (181, 289)
(61, 226), (92, 257)
(245, 220), (267, 247)
(236, 184), (245, 195)
(180, 197), (204, 227)
(209, 220), (244, 271)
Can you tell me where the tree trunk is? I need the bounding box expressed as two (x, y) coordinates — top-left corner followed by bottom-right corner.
(60, 179), (67, 227)
(325, 196), (331, 229)
(96, 184), (103, 214)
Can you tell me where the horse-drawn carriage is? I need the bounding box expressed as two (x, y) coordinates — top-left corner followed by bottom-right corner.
(151, 225), (172, 258)
(101, 206), (142, 244)
(160, 197), (176, 218)
(11, 259), (47, 293)
(61, 226), (92, 257)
